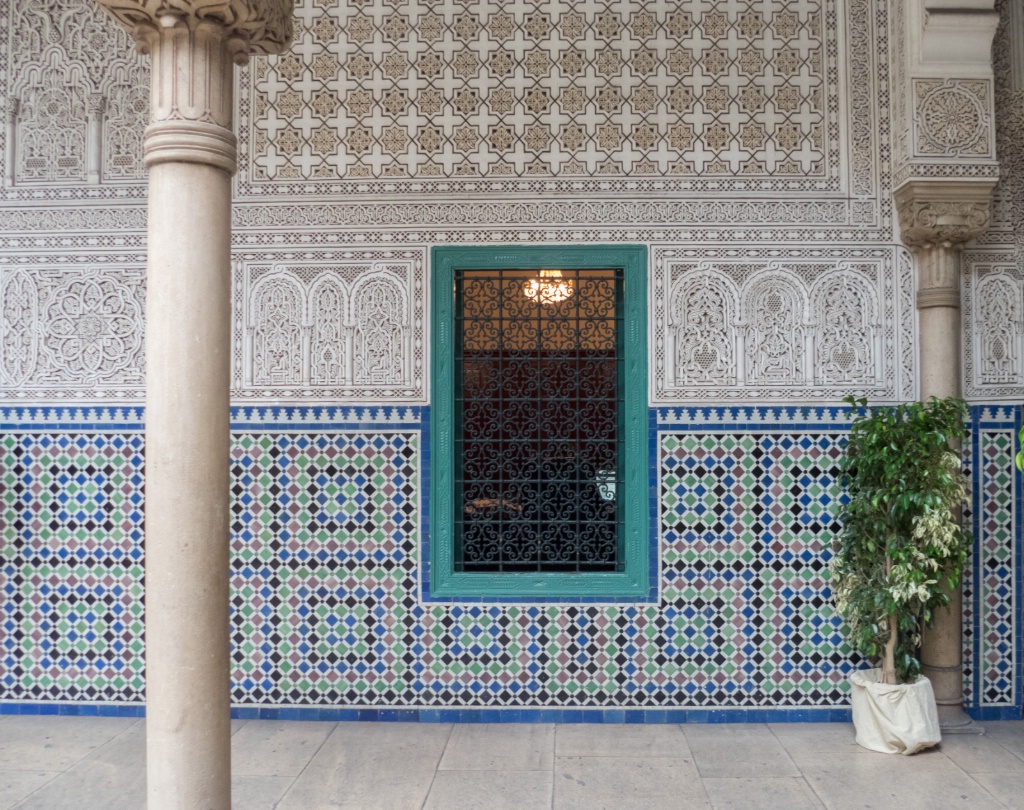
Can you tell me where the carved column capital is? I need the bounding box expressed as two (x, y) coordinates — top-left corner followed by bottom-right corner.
(95, 0), (292, 172)
(96, 0), (293, 62)
(894, 178), (996, 247)
(895, 179), (997, 309)
(86, 93), (107, 116)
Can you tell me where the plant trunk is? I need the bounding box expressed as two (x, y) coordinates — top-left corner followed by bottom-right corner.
(881, 555), (897, 685)
(882, 611), (898, 685)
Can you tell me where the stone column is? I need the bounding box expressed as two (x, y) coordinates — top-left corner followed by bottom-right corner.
(895, 179), (994, 733)
(94, 3), (291, 808)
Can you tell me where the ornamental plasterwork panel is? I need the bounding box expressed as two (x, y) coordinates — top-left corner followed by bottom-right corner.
(650, 247), (915, 404)
(0, 0), (895, 240)
(0, 263), (146, 399)
(963, 253), (1024, 401)
(0, 0), (148, 187)
(232, 250), (427, 403)
(912, 79), (994, 160)
(243, 0), (831, 188)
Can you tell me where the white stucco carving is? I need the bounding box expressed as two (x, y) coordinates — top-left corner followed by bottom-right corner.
(0, 264), (146, 397)
(652, 248), (911, 403)
(233, 252), (427, 403)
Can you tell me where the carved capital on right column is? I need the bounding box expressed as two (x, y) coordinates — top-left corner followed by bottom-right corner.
(895, 178), (996, 247)
(95, 0), (293, 173)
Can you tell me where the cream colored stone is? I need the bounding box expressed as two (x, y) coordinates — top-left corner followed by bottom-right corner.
(439, 724), (555, 771)
(90, 3), (293, 807)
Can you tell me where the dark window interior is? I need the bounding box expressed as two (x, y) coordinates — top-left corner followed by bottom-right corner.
(454, 267), (624, 573)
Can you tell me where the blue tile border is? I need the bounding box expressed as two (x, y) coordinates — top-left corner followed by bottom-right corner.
(0, 701), (855, 723)
(0, 405), (426, 432)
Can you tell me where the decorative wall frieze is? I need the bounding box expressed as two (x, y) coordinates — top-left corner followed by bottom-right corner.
(650, 247), (914, 404)
(232, 249), (428, 403)
(2, 0), (149, 186)
(0, 263), (146, 399)
(240, 0), (833, 186)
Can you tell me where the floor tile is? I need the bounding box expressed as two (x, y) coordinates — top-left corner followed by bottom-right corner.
(231, 775), (295, 809)
(275, 722), (451, 810)
(683, 724), (800, 778)
(440, 724), (554, 771)
(938, 734), (1024, 773)
(553, 756), (709, 810)
(423, 770), (553, 810)
(702, 776), (824, 809)
(232, 720), (337, 777)
(0, 771), (58, 810)
(971, 772), (1024, 809)
(556, 723), (691, 758)
(0, 716), (138, 772)
(7, 720), (145, 810)
(767, 722), (868, 758)
(801, 748), (1005, 810)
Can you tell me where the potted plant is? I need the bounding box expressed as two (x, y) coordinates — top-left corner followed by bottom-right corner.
(831, 395), (972, 754)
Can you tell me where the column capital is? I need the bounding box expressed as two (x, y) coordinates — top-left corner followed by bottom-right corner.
(94, 0), (292, 173)
(894, 178), (997, 249)
(96, 0), (293, 64)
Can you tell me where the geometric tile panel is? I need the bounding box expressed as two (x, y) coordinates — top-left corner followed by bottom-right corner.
(0, 433), (145, 702)
(977, 429), (1016, 706)
(1, 409), (1018, 712)
(660, 432), (855, 705)
(227, 427), (858, 707)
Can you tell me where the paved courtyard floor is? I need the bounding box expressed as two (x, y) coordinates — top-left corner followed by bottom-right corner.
(0, 715), (1023, 809)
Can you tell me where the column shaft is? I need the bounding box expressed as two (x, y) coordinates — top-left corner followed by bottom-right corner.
(145, 160), (232, 809)
(915, 244), (975, 731)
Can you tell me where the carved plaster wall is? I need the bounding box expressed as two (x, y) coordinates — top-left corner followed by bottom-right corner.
(963, 0), (1024, 401)
(651, 247), (915, 403)
(0, 0), (920, 409)
(232, 249), (428, 403)
(1, 0), (148, 186)
(0, 263), (146, 398)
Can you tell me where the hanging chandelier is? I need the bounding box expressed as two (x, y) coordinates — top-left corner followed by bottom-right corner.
(522, 269), (574, 304)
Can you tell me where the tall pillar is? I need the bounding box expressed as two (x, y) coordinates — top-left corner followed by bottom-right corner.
(94, 3), (292, 807)
(896, 180), (994, 732)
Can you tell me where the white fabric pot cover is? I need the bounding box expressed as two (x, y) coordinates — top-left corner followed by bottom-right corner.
(850, 668), (941, 755)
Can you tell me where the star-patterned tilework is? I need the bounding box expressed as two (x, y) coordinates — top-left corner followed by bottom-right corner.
(0, 433), (145, 702)
(0, 405), (1019, 715)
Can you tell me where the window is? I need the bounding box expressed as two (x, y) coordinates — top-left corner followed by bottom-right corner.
(430, 245), (649, 599)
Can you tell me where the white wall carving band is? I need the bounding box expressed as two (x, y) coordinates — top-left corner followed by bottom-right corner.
(0, 264), (146, 398)
(651, 248), (915, 403)
(232, 251), (427, 403)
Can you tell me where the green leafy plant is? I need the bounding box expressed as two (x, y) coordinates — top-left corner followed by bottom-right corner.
(832, 396), (972, 685)
(1017, 425), (1023, 473)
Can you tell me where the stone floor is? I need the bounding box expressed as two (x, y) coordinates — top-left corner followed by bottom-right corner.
(1, 716), (1023, 809)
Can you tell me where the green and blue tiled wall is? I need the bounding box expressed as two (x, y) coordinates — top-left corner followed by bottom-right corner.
(1, 405), (1020, 720)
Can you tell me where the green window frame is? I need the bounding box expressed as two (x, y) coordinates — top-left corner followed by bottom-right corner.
(430, 244), (650, 599)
